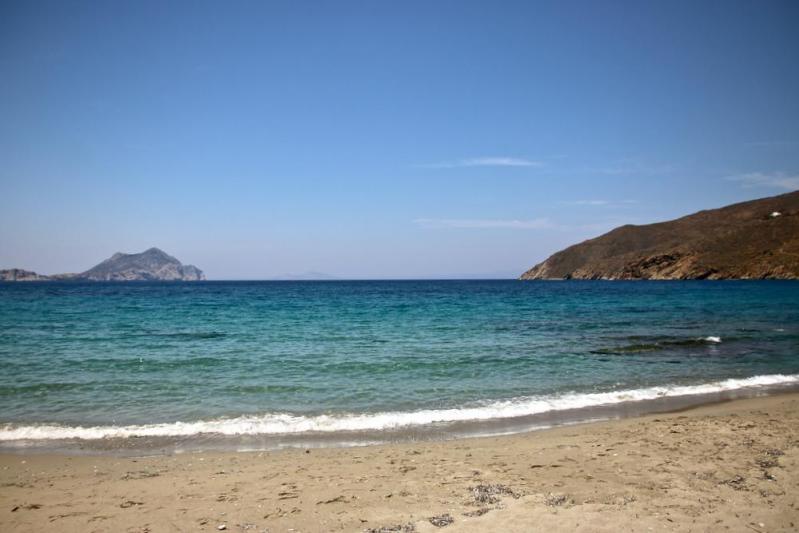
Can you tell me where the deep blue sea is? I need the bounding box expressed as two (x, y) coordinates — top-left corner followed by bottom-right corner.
(1, 280), (798, 450)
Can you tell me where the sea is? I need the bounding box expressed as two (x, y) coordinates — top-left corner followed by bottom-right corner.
(1, 280), (798, 454)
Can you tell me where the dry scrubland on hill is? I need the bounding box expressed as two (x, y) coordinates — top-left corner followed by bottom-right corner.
(521, 191), (799, 280)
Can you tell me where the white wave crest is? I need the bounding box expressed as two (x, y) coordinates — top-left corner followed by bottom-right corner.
(704, 336), (722, 343)
(2, 373), (797, 441)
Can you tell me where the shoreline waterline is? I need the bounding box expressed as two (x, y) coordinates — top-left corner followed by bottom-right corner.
(3, 374), (797, 456)
(5, 363), (798, 532)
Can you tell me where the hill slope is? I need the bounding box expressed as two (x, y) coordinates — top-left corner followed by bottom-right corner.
(520, 191), (799, 280)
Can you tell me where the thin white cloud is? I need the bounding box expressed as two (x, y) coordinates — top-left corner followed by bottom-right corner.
(420, 157), (542, 169)
(413, 216), (644, 234)
(726, 172), (799, 191)
(584, 200), (612, 206)
(587, 158), (675, 176)
(561, 199), (638, 207)
(564, 200), (610, 206)
(414, 218), (552, 229)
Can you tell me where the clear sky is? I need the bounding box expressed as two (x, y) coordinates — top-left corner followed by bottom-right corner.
(1, 1), (798, 279)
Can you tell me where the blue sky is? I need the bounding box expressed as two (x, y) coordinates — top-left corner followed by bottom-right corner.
(1, 1), (798, 279)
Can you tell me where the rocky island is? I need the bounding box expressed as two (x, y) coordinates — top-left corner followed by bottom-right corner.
(0, 248), (205, 282)
(521, 190), (799, 280)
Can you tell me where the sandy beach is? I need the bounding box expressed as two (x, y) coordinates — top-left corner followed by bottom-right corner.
(0, 394), (797, 532)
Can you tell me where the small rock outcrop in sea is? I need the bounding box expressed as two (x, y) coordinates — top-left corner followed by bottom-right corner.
(520, 190), (799, 280)
(1, 248), (205, 281)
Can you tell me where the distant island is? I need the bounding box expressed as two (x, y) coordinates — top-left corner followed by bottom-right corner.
(0, 248), (205, 282)
(521, 190), (799, 280)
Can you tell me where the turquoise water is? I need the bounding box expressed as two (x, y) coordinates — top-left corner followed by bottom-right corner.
(1, 281), (798, 444)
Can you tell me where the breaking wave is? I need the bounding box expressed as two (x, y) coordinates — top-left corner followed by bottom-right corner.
(1, 373), (796, 441)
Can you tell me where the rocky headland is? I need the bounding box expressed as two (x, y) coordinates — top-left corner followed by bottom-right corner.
(521, 191), (799, 280)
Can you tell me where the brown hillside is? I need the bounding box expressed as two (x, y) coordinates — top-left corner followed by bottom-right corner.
(520, 191), (799, 280)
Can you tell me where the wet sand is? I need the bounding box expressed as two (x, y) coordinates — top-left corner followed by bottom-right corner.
(2, 393), (798, 532)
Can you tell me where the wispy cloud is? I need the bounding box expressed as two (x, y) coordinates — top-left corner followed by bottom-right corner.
(586, 158), (675, 176)
(561, 199), (638, 207)
(420, 157), (542, 169)
(726, 172), (799, 191)
(566, 199), (610, 206)
(414, 216), (644, 234)
(414, 218), (552, 229)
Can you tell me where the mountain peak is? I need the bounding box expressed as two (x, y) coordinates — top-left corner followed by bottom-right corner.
(79, 248), (202, 281)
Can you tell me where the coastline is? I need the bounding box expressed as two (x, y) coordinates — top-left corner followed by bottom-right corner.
(3, 393), (798, 532)
(2, 374), (798, 456)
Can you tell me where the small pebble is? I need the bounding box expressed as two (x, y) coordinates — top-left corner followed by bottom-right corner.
(217, 525), (226, 531)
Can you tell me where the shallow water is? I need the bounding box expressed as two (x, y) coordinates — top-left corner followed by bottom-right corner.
(1, 280), (798, 448)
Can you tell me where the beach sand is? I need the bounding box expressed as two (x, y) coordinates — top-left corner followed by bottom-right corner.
(2, 394), (798, 532)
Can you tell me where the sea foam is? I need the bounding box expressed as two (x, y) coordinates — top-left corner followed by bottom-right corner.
(1, 373), (796, 441)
